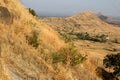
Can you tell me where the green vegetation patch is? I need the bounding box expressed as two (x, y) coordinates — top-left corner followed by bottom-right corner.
(27, 31), (40, 48)
(70, 32), (108, 42)
(60, 33), (74, 43)
(52, 45), (86, 66)
(52, 52), (66, 63)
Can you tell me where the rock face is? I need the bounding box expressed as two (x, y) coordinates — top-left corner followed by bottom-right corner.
(0, 6), (13, 24)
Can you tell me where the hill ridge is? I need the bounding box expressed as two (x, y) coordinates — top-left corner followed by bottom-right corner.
(42, 11), (120, 37)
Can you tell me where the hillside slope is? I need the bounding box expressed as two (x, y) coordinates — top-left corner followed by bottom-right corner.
(1, 0), (120, 80)
(0, 0), (103, 80)
(0, 0), (67, 80)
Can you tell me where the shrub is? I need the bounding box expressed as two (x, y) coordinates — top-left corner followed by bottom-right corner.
(52, 52), (66, 63)
(76, 32), (91, 40)
(60, 33), (74, 43)
(60, 46), (86, 66)
(27, 31), (39, 48)
(67, 46), (86, 66)
(103, 53), (120, 77)
(92, 34), (108, 42)
(75, 32), (108, 42)
(70, 53), (86, 66)
(28, 8), (37, 16)
(52, 45), (87, 66)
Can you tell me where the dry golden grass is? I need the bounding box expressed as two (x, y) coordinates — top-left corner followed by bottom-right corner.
(42, 11), (120, 80)
(1, 0), (120, 80)
(0, 0), (67, 80)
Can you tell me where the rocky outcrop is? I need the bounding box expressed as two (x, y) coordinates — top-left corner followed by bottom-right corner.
(0, 6), (14, 24)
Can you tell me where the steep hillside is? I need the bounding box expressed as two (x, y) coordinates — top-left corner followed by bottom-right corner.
(0, 0), (68, 80)
(1, 0), (120, 80)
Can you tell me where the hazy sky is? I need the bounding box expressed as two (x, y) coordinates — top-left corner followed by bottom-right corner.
(20, 0), (120, 17)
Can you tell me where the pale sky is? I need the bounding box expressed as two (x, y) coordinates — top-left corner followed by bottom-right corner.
(20, 0), (120, 17)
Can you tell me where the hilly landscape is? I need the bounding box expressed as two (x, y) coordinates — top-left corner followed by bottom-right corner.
(42, 11), (120, 80)
(0, 0), (120, 80)
(42, 11), (120, 39)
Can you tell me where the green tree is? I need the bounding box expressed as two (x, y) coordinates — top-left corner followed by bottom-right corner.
(103, 53), (120, 77)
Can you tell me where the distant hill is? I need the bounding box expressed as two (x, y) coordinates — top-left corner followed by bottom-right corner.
(98, 13), (120, 26)
(42, 11), (120, 39)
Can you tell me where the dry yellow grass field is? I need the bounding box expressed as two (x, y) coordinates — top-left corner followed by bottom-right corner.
(0, 0), (66, 80)
(0, 0), (120, 80)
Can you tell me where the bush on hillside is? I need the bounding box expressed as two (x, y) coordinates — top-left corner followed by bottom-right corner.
(92, 34), (108, 42)
(52, 52), (66, 63)
(52, 45), (87, 66)
(60, 33), (74, 43)
(103, 53), (120, 77)
(75, 32), (108, 42)
(27, 31), (39, 48)
(76, 32), (91, 40)
(28, 8), (38, 16)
